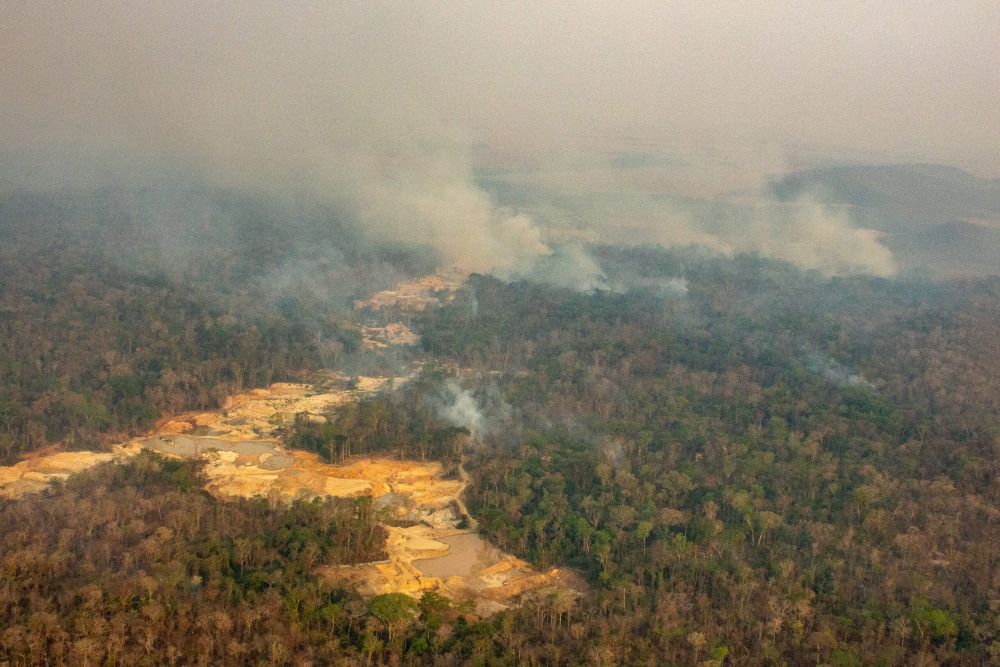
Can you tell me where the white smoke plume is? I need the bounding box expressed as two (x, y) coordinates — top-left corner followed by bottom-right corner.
(0, 2), (583, 282)
(706, 196), (897, 277)
(10, 2), (994, 280)
(483, 142), (900, 278)
(524, 242), (610, 292)
(437, 381), (487, 441)
(806, 353), (876, 390)
(435, 380), (516, 442)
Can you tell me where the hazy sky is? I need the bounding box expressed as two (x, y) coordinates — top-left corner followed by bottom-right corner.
(2, 1), (997, 278)
(4, 1), (998, 170)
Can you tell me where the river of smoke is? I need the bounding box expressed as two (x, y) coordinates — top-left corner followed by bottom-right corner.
(16, 4), (985, 283)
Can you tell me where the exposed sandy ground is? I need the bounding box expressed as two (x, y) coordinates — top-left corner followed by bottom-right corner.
(361, 322), (421, 349)
(0, 272), (581, 608)
(0, 373), (576, 612)
(323, 469), (574, 613)
(352, 269), (465, 311)
(0, 376), (395, 499)
(323, 521), (574, 616)
(0, 451), (117, 498)
(155, 374), (401, 439)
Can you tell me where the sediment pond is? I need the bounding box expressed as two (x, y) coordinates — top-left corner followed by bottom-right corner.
(413, 532), (500, 578)
(137, 435), (284, 460)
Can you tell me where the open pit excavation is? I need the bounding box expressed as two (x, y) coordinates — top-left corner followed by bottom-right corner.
(0, 374), (396, 500)
(353, 268), (465, 312)
(360, 322), (421, 350)
(0, 270), (582, 615)
(0, 370), (577, 615)
(0, 450), (117, 498)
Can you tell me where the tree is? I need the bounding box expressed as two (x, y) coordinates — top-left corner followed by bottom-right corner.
(368, 593), (416, 646)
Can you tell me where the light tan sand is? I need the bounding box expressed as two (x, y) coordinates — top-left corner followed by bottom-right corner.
(361, 322), (421, 349)
(353, 269), (464, 311)
(0, 451), (117, 499)
(0, 367), (577, 612)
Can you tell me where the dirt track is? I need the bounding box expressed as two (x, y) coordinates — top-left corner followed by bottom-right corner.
(454, 458), (478, 530)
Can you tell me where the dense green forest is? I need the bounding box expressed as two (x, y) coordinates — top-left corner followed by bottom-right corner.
(406, 254), (1000, 665)
(283, 252), (1000, 664)
(0, 189), (432, 461)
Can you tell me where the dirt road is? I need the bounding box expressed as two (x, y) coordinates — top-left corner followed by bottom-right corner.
(454, 457), (479, 531)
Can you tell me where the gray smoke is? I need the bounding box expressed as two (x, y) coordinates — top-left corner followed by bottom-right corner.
(483, 152), (899, 278)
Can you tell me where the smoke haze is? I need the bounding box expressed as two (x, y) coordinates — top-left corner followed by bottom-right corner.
(3, 2), (998, 279)
(437, 381), (487, 441)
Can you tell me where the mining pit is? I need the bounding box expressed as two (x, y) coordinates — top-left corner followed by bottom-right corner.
(361, 322), (421, 349)
(0, 272), (579, 612)
(0, 372), (576, 614)
(352, 269), (464, 311)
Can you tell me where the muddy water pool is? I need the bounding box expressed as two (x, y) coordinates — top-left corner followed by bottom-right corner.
(137, 435), (283, 459)
(413, 533), (500, 578)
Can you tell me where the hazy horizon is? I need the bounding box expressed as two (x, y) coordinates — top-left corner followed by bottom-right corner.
(3, 2), (998, 279)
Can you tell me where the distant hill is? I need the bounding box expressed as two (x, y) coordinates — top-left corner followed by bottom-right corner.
(769, 164), (1000, 278)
